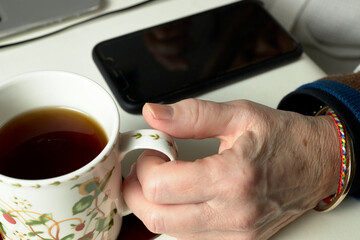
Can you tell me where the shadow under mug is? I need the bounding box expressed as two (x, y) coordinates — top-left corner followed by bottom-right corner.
(0, 71), (177, 240)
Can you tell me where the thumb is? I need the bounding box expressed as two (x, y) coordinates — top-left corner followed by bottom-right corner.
(142, 98), (238, 139)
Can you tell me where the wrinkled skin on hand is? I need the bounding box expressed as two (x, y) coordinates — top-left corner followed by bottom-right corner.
(123, 99), (340, 240)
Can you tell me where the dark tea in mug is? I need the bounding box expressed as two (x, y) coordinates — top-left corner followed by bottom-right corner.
(0, 107), (108, 179)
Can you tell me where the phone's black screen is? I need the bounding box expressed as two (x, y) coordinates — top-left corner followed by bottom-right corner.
(93, 0), (302, 113)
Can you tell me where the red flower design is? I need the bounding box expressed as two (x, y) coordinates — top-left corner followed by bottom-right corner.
(3, 213), (16, 224)
(75, 223), (85, 231)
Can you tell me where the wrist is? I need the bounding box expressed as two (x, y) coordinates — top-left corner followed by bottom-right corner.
(287, 112), (340, 208)
(312, 115), (341, 200)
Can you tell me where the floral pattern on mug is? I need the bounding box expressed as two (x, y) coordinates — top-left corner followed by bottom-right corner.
(0, 167), (117, 240)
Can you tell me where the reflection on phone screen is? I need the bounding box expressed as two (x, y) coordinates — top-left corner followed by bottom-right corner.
(93, 1), (301, 113)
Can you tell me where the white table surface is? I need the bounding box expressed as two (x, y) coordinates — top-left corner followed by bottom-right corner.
(1, 0), (359, 239)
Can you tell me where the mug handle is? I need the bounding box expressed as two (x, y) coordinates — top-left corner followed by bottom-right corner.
(118, 129), (178, 216)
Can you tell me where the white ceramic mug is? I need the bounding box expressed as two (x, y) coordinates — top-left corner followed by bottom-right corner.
(0, 71), (177, 240)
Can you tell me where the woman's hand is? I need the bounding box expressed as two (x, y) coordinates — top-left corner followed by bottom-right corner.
(123, 99), (340, 240)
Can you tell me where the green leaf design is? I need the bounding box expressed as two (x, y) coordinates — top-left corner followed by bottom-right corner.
(105, 208), (117, 231)
(28, 231), (44, 236)
(71, 183), (81, 190)
(150, 134), (160, 140)
(26, 214), (52, 226)
(61, 233), (75, 240)
(26, 219), (43, 226)
(95, 213), (115, 233)
(95, 217), (106, 232)
(167, 140), (173, 147)
(99, 167), (114, 192)
(50, 181), (61, 186)
(107, 218), (114, 230)
(39, 213), (52, 223)
(72, 195), (95, 215)
(70, 175), (80, 181)
(132, 133), (142, 139)
(0, 222), (6, 236)
(84, 181), (100, 195)
(0, 209), (7, 214)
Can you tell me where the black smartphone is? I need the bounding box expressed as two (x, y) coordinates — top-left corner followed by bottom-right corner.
(93, 0), (302, 114)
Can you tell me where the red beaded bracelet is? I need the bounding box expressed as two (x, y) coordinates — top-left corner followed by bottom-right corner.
(314, 106), (355, 212)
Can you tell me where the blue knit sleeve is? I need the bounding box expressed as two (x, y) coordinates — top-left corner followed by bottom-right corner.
(298, 80), (360, 122)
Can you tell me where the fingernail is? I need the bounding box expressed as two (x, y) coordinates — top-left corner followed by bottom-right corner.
(145, 103), (173, 120)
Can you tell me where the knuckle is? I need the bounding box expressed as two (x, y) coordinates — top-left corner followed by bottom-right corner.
(187, 98), (204, 128)
(177, 98), (203, 133)
(229, 161), (261, 192)
(219, 175), (258, 201)
(237, 100), (258, 116)
(142, 176), (162, 203)
(207, 153), (262, 197)
(231, 206), (263, 232)
(236, 100), (271, 131)
(179, 98), (217, 131)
